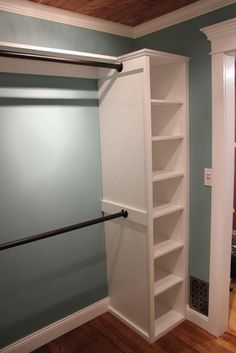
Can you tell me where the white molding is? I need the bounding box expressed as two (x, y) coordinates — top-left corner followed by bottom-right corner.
(0, 0), (134, 38)
(118, 48), (189, 63)
(0, 298), (109, 353)
(0, 0), (235, 39)
(201, 18), (236, 54)
(108, 306), (150, 341)
(133, 0), (236, 38)
(186, 306), (209, 331)
(201, 21), (236, 337)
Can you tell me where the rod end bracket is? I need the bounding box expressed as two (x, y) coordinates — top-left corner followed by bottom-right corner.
(117, 62), (123, 72)
(122, 209), (128, 218)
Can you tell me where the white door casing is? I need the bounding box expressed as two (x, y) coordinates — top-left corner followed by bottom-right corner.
(201, 18), (236, 336)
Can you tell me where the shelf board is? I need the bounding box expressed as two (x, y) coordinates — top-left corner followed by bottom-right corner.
(153, 203), (184, 219)
(155, 308), (184, 338)
(154, 237), (183, 258)
(151, 99), (183, 106)
(152, 170), (184, 182)
(152, 135), (184, 142)
(154, 270), (183, 296)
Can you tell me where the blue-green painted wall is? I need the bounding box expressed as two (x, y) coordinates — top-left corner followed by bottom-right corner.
(0, 11), (134, 56)
(0, 74), (108, 348)
(135, 3), (236, 282)
(0, 14), (134, 348)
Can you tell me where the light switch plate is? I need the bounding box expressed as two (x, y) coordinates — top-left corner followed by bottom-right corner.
(204, 168), (212, 186)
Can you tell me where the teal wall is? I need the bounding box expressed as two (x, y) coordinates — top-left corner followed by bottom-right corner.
(0, 11), (134, 56)
(0, 74), (108, 348)
(0, 11), (135, 349)
(135, 3), (236, 282)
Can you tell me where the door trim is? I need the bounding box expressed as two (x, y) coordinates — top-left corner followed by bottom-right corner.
(201, 18), (236, 336)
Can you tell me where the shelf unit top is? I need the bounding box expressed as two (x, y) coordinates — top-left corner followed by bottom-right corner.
(118, 48), (189, 66)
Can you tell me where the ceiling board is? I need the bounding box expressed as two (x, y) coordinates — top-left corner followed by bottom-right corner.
(29, 0), (200, 26)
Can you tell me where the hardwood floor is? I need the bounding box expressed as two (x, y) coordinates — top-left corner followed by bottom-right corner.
(33, 312), (236, 353)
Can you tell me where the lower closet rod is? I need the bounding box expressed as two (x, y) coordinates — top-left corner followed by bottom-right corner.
(0, 209), (128, 251)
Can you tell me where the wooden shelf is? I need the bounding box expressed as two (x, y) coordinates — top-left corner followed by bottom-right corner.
(152, 170), (184, 182)
(151, 99), (183, 106)
(153, 203), (184, 219)
(154, 269), (183, 296)
(155, 308), (184, 338)
(152, 135), (183, 142)
(154, 237), (183, 258)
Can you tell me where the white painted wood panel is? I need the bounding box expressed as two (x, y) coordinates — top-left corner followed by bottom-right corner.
(99, 57), (146, 212)
(104, 219), (149, 334)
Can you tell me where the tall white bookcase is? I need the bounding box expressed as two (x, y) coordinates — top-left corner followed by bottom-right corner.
(99, 49), (189, 342)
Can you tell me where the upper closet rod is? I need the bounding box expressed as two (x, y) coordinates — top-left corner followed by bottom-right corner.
(0, 49), (123, 72)
(0, 209), (128, 251)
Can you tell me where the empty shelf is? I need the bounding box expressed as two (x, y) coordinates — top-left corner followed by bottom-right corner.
(151, 99), (183, 106)
(154, 269), (183, 296)
(155, 308), (184, 338)
(152, 170), (184, 182)
(154, 237), (183, 258)
(152, 135), (184, 142)
(153, 203), (184, 218)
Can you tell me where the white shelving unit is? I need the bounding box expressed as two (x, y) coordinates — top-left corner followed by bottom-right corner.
(99, 49), (188, 342)
(150, 52), (188, 340)
(150, 52), (187, 338)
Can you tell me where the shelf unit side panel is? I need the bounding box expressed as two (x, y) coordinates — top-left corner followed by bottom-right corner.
(105, 220), (150, 334)
(99, 58), (146, 212)
(143, 56), (155, 340)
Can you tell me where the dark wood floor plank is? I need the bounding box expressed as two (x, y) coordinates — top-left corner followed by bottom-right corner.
(170, 319), (214, 347)
(33, 313), (236, 353)
(33, 346), (52, 353)
(96, 313), (159, 353)
(154, 331), (192, 353)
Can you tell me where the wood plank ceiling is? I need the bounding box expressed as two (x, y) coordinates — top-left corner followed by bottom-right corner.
(29, 0), (199, 26)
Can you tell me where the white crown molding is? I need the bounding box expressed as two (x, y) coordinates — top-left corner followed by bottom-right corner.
(0, 0), (235, 40)
(201, 17), (236, 53)
(133, 0), (236, 38)
(0, 0), (134, 38)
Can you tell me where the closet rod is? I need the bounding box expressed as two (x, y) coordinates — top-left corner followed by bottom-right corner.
(0, 209), (128, 251)
(0, 49), (123, 72)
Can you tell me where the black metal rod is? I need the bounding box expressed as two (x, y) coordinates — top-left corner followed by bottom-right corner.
(0, 50), (123, 72)
(0, 209), (128, 251)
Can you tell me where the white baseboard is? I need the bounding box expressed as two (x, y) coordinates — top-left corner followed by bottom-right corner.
(108, 306), (150, 341)
(0, 297), (109, 353)
(186, 305), (209, 332)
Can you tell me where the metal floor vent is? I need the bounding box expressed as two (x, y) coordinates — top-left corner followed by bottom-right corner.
(190, 276), (209, 316)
